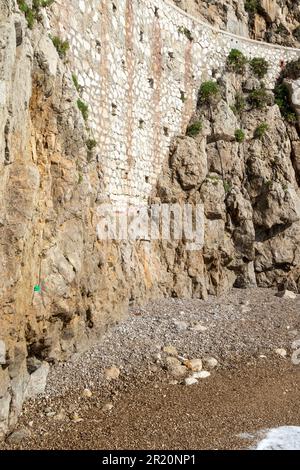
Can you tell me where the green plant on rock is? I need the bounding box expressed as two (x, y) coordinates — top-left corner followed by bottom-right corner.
(178, 26), (193, 41)
(78, 173), (83, 184)
(276, 23), (289, 37)
(186, 121), (202, 137)
(72, 74), (82, 93)
(265, 179), (273, 189)
(274, 83), (298, 124)
(235, 129), (245, 143)
(248, 85), (271, 109)
(223, 180), (232, 194)
(198, 81), (220, 105)
(180, 90), (186, 103)
(231, 93), (246, 115)
(286, 112), (298, 124)
(86, 139), (97, 151)
(254, 123), (269, 139)
(17, 0), (54, 29)
(17, 1), (34, 28)
(282, 58), (300, 80)
(244, 0), (262, 16)
(250, 57), (269, 79)
(207, 175), (221, 186)
(293, 25), (300, 41)
(77, 99), (89, 121)
(50, 35), (70, 58)
(227, 49), (248, 74)
(87, 141), (97, 161)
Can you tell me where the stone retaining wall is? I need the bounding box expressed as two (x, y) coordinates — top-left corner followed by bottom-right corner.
(50, 0), (300, 206)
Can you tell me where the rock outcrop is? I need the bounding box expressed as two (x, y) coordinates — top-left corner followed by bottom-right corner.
(154, 61), (300, 295)
(172, 0), (300, 47)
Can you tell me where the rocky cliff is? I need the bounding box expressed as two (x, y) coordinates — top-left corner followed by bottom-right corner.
(1, 0), (300, 438)
(0, 0), (133, 436)
(172, 0), (300, 47)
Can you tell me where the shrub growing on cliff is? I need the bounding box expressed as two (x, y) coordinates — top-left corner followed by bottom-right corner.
(77, 99), (89, 121)
(274, 83), (298, 124)
(72, 74), (82, 93)
(254, 123), (269, 139)
(17, 0), (54, 29)
(178, 26), (193, 42)
(86, 139), (97, 151)
(282, 58), (300, 80)
(186, 121), (202, 137)
(198, 81), (220, 105)
(51, 35), (70, 58)
(235, 129), (245, 143)
(250, 57), (269, 79)
(244, 0), (263, 16)
(223, 181), (232, 194)
(231, 93), (246, 115)
(227, 49), (248, 74)
(248, 85), (271, 109)
(293, 26), (300, 42)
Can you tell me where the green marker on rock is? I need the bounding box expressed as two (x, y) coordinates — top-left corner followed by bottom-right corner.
(34, 285), (41, 293)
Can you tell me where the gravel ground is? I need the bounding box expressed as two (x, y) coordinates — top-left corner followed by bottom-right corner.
(44, 287), (300, 396)
(1, 287), (300, 450)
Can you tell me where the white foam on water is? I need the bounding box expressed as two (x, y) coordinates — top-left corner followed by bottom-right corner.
(255, 426), (300, 450)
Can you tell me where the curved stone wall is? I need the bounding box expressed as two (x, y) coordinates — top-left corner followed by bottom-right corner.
(50, 0), (300, 206)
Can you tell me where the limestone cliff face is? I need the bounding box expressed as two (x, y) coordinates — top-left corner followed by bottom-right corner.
(0, 0), (300, 438)
(172, 0), (300, 47)
(0, 0), (132, 436)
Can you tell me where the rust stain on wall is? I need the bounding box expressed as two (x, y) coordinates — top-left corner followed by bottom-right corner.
(150, 17), (163, 172)
(125, 0), (135, 170)
(98, 0), (110, 162)
(181, 40), (194, 132)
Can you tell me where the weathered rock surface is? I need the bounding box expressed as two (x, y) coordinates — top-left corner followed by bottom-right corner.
(172, 0), (300, 48)
(154, 61), (300, 298)
(0, 1), (130, 438)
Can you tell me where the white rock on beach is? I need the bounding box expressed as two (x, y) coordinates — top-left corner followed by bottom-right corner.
(102, 403), (114, 412)
(165, 356), (188, 378)
(26, 362), (50, 399)
(173, 319), (188, 331)
(185, 377), (198, 386)
(104, 366), (120, 381)
(203, 357), (218, 369)
(275, 348), (287, 358)
(276, 290), (297, 300)
(82, 388), (92, 398)
(193, 371), (211, 379)
(6, 428), (31, 445)
(191, 323), (208, 332)
(184, 358), (203, 372)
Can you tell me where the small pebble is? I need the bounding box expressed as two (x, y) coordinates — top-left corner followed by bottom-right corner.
(193, 371), (211, 379)
(82, 388), (92, 398)
(185, 377), (198, 386)
(275, 348), (287, 358)
(104, 366), (120, 381)
(102, 403), (114, 412)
